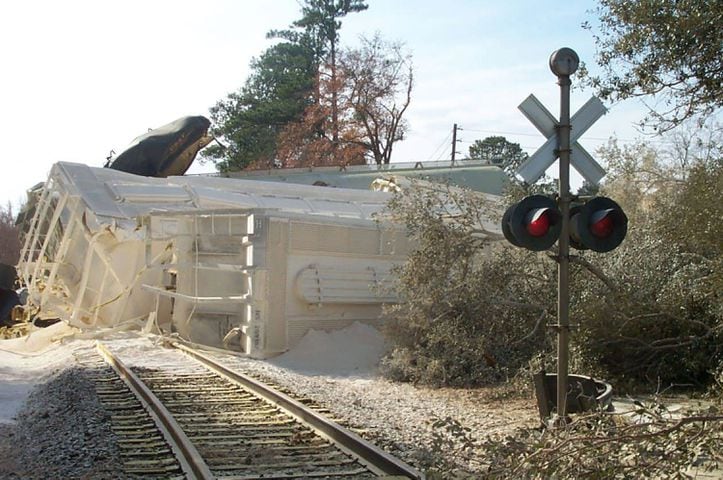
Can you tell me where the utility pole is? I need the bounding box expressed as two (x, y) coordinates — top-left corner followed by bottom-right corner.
(451, 123), (460, 164)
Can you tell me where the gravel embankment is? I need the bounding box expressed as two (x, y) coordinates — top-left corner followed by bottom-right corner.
(0, 364), (129, 479)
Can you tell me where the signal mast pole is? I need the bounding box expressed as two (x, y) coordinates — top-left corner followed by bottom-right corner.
(549, 48), (579, 422)
(505, 48), (625, 423)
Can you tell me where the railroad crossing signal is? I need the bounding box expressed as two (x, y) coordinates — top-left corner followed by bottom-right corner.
(517, 94), (607, 185)
(502, 196), (628, 253)
(501, 47), (630, 423)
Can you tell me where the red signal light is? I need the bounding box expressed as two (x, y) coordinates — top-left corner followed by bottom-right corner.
(526, 210), (551, 237)
(502, 196), (562, 251)
(590, 210), (614, 238)
(506, 196), (627, 253)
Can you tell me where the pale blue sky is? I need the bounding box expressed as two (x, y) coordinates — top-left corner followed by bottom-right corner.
(0, 0), (654, 208)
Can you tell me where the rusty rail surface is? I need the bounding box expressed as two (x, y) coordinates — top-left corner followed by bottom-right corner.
(96, 342), (214, 479)
(95, 340), (423, 479)
(172, 341), (424, 479)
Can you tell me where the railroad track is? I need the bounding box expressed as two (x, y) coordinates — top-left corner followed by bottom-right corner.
(91, 341), (422, 480)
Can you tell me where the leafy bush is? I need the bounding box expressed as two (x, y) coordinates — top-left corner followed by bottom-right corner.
(572, 227), (721, 388)
(480, 402), (722, 478)
(379, 183), (557, 387)
(572, 154), (722, 389)
(381, 141), (721, 392)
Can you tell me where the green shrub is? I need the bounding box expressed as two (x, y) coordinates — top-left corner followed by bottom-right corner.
(381, 156), (721, 392)
(379, 183), (556, 387)
(572, 158), (722, 389)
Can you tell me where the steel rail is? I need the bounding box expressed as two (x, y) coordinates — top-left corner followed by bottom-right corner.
(172, 341), (424, 480)
(96, 342), (214, 480)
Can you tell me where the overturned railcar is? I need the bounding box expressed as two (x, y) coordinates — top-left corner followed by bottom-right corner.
(17, 162), (409, 357)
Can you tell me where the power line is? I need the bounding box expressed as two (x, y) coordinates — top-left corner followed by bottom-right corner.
(426, 131), (453, 162)
(460, 127), (673, 144)
(462, 128), (541, 137)
(423, 125), (680, 166)
(435, 145), (452, 162)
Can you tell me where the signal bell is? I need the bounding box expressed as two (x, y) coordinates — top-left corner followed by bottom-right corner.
(570, 196), (628, 252)
(502, 195), (562, 251)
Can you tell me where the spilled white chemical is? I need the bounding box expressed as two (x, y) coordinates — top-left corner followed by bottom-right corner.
(269, 321), (386, 376)
(0, 322), (80, 424)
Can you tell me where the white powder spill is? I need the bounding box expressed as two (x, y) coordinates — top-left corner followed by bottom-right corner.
(0, 322), (81, 424)
(269, 321), (386, 377)
(0, 321), (386, 424)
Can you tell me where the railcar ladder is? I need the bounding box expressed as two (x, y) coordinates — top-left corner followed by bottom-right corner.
(141, 210), (261, 354)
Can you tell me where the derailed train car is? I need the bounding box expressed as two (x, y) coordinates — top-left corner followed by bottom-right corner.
(17, 162), (411, 357)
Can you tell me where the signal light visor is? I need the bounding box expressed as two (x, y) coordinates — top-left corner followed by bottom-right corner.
(525, 209), (553, 237)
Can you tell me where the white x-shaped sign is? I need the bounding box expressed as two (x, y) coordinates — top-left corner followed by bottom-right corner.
(516, 94), (607, 185)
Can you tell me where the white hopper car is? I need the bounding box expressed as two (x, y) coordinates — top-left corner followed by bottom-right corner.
(18, 162), (410, 357)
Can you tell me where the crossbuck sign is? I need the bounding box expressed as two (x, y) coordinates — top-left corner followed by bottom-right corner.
(516, 94), (607, 185)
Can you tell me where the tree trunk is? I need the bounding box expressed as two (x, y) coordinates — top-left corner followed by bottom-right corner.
(330, 40), (339, 151)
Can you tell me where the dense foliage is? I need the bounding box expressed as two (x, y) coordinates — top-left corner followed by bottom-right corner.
(467, 136), (528, 176)
(204, 1), (413, 171)
(204, 42), (317, 171)
(270, 0), (368, 151)
(581, 0), (723, 131)
(574, 134), (722, 388)
(382, 126), (722, 391)
(205, 1), (367, 171)
(384, 129), (722, 478)
(276, 34), (413, 167)
(380, 184), (556, 387)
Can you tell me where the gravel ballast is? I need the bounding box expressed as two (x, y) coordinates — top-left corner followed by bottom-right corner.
(0, 334), (538, 478)
(0, 364), (128, 479)
(206, 350), (538, 474)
